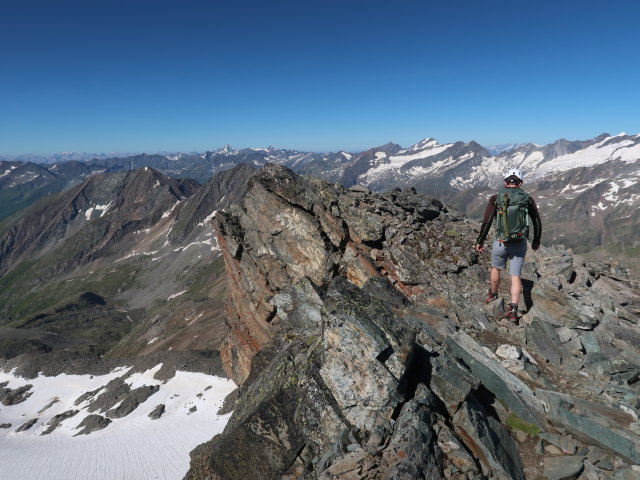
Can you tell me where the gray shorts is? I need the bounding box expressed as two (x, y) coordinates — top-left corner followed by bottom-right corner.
(491, 240), (527, 276)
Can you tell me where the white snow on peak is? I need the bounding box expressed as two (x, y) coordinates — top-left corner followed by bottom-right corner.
(375, 152), (387, 159)
(0, 367), (235, 480)
(361, 141), (454, 182)
(405, 138), (438, 152)
(534, 135), (640, 178)
(197, 210), (218, 227)
(341, 152), (353, 160)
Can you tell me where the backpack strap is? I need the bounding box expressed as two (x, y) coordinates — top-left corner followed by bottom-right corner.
(500, 192), (509, 241)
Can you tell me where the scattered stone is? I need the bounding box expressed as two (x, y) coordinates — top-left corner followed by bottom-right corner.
(544, 444), (563, 455)
(525, 319), (564, 365)
(594, 455), (615, 471)
(536, 390), (640, 464)
(0, 423), (12, 428)
(496, 344), (522, 360)
(613, 470), (640, 480)
(543, 455), (584, 480)
(540, 432), (579, 454)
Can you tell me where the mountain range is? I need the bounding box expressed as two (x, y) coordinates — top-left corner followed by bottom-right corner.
(1, 135), (640, 479)
(2, 133), (639, 257)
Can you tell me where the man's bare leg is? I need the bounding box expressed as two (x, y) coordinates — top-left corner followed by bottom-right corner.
(490, 267), (500, 293)
(510, 275), (522, 305)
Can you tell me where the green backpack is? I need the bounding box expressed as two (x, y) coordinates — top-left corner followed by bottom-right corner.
(495, 187), (530, 242)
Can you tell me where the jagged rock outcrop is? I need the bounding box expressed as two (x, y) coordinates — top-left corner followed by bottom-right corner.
(188, 164), (640, 479)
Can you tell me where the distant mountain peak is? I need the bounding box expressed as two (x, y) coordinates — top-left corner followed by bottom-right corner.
(216, 144), (235, 155)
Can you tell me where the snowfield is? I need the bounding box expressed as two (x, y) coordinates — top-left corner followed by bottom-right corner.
(0, 365), (236, 480)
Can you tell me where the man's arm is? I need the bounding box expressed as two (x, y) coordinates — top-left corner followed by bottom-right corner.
(475, 194), (497, 251)
(528, 197), (542, 250)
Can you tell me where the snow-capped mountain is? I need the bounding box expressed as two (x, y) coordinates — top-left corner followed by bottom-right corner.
(485, 143), (525, 155)
(2, 133), (639, 252)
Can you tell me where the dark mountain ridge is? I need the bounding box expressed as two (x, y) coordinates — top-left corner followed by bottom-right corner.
(0, 164), (256, 359)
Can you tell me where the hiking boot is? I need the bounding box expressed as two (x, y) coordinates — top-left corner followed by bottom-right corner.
(502, 303), (519, 322)
(485, 291), (498, 303)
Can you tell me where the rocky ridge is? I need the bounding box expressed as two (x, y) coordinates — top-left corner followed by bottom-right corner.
(187, 164), (640, 480)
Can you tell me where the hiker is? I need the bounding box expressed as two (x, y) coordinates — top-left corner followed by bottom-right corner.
(474, 169), (542, 321)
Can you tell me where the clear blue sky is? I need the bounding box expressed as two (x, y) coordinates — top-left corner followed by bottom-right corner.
(1, 0), (639, 155)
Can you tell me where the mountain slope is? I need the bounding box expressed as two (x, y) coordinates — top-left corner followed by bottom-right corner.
(0, 164), (256, 359)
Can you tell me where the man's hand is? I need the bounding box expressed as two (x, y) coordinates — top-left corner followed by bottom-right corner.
(475, 244), (484, 253)
(532, 241), (540, 251)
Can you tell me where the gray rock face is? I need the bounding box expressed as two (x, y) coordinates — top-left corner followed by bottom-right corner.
(446, 332), (546, 429)
(536, 390), (640, 464)
(105, 385), (160, 419)
(187, 164), (640, 480)
(0, 383), (33, 405)
(148, 404), (165, 420)
(41, 409), (79, 435)
(74, 414), (112, 436)
(320, 277), (407, 430)
(79, 377), (159, 419)
(453, 399), (525, 480)
(15, 417), (38, 432)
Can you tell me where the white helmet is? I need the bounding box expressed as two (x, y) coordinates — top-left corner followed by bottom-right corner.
(504, 168), (523, 183)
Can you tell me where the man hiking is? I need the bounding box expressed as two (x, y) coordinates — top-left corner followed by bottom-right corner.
(475, 169), (542, 322)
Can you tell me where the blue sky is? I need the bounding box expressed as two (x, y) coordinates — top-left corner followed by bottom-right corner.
(1, 0), (639, 155)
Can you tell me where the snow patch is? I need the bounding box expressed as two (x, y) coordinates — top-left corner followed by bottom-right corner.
(162, 200), (180, 219)
(0, 367), (235, 480)
(168, 290), (187, 300)
(197, 210), (218, 227)
(85, 203), (113, 221)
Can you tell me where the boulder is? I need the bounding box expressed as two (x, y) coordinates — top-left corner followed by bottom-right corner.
(536, 389), (640, 464)
(453, 398), (525, 480)
(446, 331), (546, 429)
